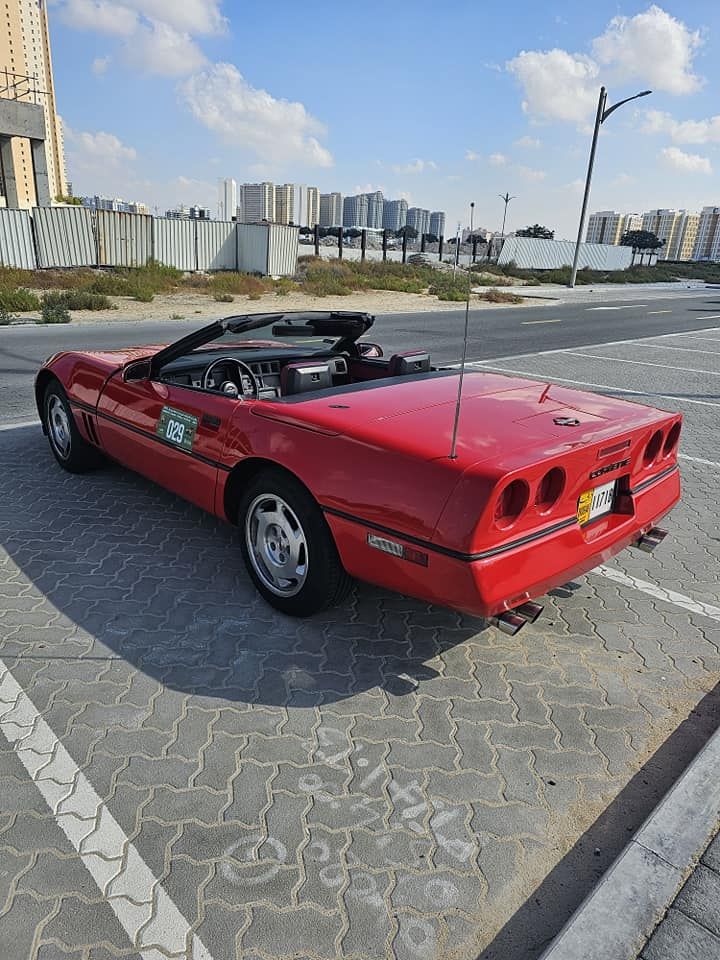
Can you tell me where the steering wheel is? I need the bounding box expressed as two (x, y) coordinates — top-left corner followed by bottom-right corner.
(201, 357), (259, 399)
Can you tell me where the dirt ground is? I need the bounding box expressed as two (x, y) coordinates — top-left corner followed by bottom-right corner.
(24, 287), (546, 324)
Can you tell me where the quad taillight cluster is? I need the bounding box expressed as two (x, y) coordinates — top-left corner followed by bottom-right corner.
(493, 467), (566, 529)
(643, 422), (681, 468)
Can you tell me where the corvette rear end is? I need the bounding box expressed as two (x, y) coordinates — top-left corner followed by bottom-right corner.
(321, 376), (681, 628)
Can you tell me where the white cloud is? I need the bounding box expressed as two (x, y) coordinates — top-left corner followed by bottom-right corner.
(641, 108), (720, 144)
(58, 0), (137, 35)
(390, 158), (437, 174)
(507, 6), (704, 126)
(125, 21), (207, 75)
(507, 48), (599, 124)
(489, 153), (507, 166)
(56, 0), (225, 35)
(660, 146), (712, 174)
(514, 135), (541, 148)
(66, 128), (137, 165)
(353, 183), (384, 195)
(593, 5), (703, 96)
(517, 166), (546, 181)
(181, 63), (333, 168)
(465, 150), (479, 161)
(92, 56), (110, 75)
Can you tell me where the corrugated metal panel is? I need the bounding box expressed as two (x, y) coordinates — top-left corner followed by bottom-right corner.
(237, 223), (269, 274)
(96, 210), (152, 267)
(153, 217), (196, 271)
(196, 220), (236, 271)
(0, 209), (36, 269)
(33, 206), (96, 268)
(266, 224), (299, 277)
(498, 237), (633, 271)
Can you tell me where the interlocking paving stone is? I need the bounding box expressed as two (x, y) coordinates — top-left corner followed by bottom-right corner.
(2, 360), (720, 960)
(642, 909), (720, 960)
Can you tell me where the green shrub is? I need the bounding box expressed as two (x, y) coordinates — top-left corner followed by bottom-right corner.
(130, 286), (154, 302)
(42, 290), (113, 311)
(0, 306), (16, 325)
(210, 272), (268, 296)
(213, 292), (234, 302)
(0, 288), (40, 311)
(41, 300), (71, 324)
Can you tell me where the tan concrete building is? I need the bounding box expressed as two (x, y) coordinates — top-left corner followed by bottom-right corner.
(641, 209), (700, 262)
(306, 186), (320, 228)
(693, 206), (720, 260)
(585, 211), (642, 245)
(237, 182), (275, 223)
(0, 0), (67, 207)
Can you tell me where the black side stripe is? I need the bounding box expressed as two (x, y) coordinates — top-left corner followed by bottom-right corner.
(629, 464), (679, 495)
(69, 399), (232, 472)
(322, 506), (577, 563)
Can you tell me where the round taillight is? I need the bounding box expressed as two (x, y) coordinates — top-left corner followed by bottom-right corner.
(494, 479), (529, 528)
(663, 422), (681, 457)
(643, 430), (663, 467)
(535, 467), (565, 512)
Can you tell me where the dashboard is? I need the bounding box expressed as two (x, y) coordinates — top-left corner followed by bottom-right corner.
(159, 347), (349, 398)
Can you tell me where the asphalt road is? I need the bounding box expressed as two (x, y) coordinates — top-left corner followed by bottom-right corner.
(2, 288), (720, 423)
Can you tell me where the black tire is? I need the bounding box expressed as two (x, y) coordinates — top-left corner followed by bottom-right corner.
(43, 381), (103, 473)
(238, 468), (352, 617)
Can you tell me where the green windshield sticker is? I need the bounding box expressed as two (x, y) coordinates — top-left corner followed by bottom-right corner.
(157, 406), (198, 451)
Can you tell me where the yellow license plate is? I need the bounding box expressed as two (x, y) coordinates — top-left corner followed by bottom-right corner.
(577, 480), (616, 526)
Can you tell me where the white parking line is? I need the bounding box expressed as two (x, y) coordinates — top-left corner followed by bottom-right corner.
(0, 419), (41, 432)
(586, 305), (648, 311)
(680, 454), (720, 467)
(466, 363), (720, 408)
(521, 318), (563, 325)
(0, 662), (213, 960)
(566, 352), (720, 377)
(596, 567), (720, 623)
(695, 314), (720, 320)
(646, 310), (672, 315)
(673, 335), (720, 344)
(462, 324), (720, 366)
(640, 343), (720, 356)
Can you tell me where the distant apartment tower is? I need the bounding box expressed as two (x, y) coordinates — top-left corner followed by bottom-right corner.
(365, 191), (384, 229)
(641, 209), (700, 261)
(692, 207), (720, 260)
(0, 0), (67, 206)
(218, 178), (237, 220)
(429, 211), (446, 239)
(306, 187), (320, 228)
(407, 207), (430, 236)
(82, 196), (148, 214)
(319, 192), (343, 226)
(237, 182), (275, 223)
(382, 199), (407, 231)
(586, 211), (642, 245)
(343, 194), (369, 228)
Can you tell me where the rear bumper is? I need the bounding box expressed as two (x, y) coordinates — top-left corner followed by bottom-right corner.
(326, 466), (680, 618)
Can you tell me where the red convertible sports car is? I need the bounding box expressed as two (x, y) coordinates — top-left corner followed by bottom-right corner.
(36, 310), (681, 630)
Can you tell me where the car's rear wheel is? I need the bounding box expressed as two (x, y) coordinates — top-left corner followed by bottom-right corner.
(238, 469), (352, 616)
(43, 382), (102, 473)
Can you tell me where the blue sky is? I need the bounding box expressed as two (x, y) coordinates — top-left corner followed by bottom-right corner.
(49, 1), (720, 237)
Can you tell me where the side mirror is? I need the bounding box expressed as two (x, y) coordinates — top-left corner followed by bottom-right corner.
(358, 342), (383, 358)
(123, 358), (152, 382)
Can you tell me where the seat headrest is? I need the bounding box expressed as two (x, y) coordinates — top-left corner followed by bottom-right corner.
(280, 360), (332, 395)
(388, 351), (431, 376)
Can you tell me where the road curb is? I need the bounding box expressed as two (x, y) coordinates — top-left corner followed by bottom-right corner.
(539, 720), (720, 960)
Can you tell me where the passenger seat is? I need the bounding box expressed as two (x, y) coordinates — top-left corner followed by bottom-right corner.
(280, 360), (333, 396)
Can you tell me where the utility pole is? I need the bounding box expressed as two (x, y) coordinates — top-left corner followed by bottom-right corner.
(569, 86), (652, 287)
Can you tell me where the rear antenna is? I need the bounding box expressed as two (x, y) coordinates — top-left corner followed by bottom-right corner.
(449, 200), (474, 459)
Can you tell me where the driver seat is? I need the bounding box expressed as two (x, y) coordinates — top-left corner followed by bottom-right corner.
(280, 360), (332, 396)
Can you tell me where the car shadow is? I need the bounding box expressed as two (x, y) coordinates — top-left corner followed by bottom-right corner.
(0, 426), (485, 707)
(478, 682), (720, 959)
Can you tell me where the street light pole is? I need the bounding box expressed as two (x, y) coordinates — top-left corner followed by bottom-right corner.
(569, 86), (652, 288)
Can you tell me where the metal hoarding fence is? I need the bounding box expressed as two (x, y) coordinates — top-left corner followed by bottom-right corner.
(196, 220), (236, 271)
(96, 210), (152, 267)
(153, 217), (196, 272)
(0, 208), (36, 269)
(33, 206), (96, 268)
(497, 236), (634, 271)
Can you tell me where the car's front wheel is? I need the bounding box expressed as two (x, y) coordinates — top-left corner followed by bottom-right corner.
(238, 469), (352, 616)
(43, 381), (103, 473)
